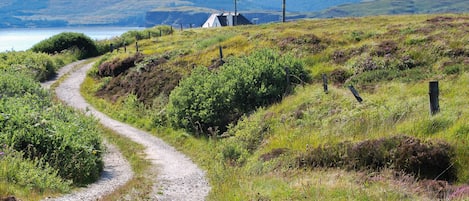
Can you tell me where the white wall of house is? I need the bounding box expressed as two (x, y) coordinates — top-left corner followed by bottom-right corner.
(202, 14), (217, 28)
(202, 12), (243, 28)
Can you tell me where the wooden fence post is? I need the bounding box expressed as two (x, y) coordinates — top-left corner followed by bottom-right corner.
(219, 46), (223, 61)
(322, 73), (328, 93)
(429, 81), (440, 115)
(348, 85), (363, 103)
(136, 41), (139, 52)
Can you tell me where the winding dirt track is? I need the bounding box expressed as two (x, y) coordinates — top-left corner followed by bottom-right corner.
(45, 61), (210, 200)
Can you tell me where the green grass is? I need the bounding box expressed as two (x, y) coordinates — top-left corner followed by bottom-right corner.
(82, 14), (469, 200)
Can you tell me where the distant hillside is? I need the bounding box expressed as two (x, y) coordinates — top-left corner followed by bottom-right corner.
(1, 0), (468, 28)
(314, 0), (469, 18)
(0, 0), (184, 27)
(0, 0), (361, 28)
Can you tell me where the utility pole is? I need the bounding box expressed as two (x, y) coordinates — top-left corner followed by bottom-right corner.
(234, 0), (238, 26)
(282, 0), (286, 23)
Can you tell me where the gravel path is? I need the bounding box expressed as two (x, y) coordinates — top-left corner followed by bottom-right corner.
(42, 60), (133, 201)
(47, 61), (210, 200)
(41, 60), (87, 90)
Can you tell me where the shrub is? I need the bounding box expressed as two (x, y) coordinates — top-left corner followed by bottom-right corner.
(0, 68), (49, 98)
(278, 34), (325, 53)
(372, 40), (398, 57)
(96, 53), (180, 105)
(0, 71), (104, 185)
(298, 136), (457, 182)
(393, 137), (456, 181)
(31, 32), (99, 59)
(0, 145), (71, 192)
(167, 49), (310, 135)
(332, 50), (348, 63)
(88, 52), (116, 77)
(330, 68), (352, 84)
(97, 53), (143, 77)
(352, 56), (381, 73)
(0, 51), (60, 81)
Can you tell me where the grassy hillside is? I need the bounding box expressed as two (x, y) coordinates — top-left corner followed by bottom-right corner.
(82, 14), (469, 200)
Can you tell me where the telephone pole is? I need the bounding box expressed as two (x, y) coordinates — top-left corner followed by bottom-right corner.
(282, 0), (286, 22)
(234, 0), (238, 26)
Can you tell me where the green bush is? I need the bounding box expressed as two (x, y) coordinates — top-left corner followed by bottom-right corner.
(167, 49), (310, 135)
(0, 51), (60, 81)
(0, 71), (104, 185)
(0, 68), (49, 98)
(0, 145), (71, 192)
(31, 32), (99, 59)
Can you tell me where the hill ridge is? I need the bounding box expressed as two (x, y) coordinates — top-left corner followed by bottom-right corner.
(2, 0), (468, 28)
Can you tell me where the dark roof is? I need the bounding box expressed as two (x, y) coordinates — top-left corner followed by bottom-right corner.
(215, 13), (252, 26)
(234, 14), (252, 25)
(217, 16), (228, 26)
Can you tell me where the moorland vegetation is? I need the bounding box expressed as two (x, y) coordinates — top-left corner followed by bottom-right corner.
(0, 33), (108, 199)
(1, 13), (468, 200)
(82, 14), (469, 200)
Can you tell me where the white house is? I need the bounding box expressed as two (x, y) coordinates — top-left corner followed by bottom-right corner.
(202, 12), (252, 28)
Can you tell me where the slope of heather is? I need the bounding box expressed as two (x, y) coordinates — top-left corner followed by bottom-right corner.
(83, 14), (469, 200)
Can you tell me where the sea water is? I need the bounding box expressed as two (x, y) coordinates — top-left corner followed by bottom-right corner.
(0, 27), (142, 52)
